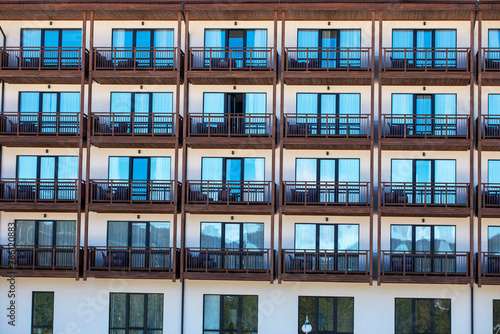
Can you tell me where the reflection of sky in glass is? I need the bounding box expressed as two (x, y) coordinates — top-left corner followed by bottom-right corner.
(109, 157), (130, 180)
(295, 224), (358, 250)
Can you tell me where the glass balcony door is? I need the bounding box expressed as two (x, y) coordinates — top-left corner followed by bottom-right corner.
(22, 29), (81, 67)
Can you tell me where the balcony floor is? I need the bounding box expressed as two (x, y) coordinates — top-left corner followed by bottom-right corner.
(380, 71), (471, 86)
(92, 70), (180, 85)
(379, 274), (471, 285)
(0, 70), (85, 84)
(379, 206), (470, 217)
(90, 136), (178, 149)
(186, 136), (273, 149)
(280, 273), (371, 283)
(88, 203), (177, 213)
(183, 272), (272, 281)
(380, 138), (471, 151)
(283, 71), (372, 85)
(0, 135), (83, 148)
(0, 202), (80, 212)
(282, 205), (370, 216)
(283, 137), (371, 150)
(187, 71), (275, 85)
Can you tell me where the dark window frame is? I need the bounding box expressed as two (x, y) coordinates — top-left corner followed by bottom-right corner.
(15, 219), (76, 247)
(203, 294), (258, 334)
(111, 28), (175, 48)
(200, 157), (266, 182)
(31, 291), (54, 334)
(390, 159), (457, 184)
(199, 222), (265, 249)
(108, 293), (164, 334)
(389, 224), (456, 253)
(297, 295), (354, 334)
(203, 28), (269, 48)
(294, 158), (361, 182)
(106, 220), (170, 248)
(107, 156), (172, 181)
(395, 298), (451, 334)
(16, 155), (78, 180)
(20, 28), (81, 48)
(294, 223), (360, 251)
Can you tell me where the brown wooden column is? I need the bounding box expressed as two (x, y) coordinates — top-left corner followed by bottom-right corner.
(83, 10), (94, 281)
(369, 10), (375, 286)
(469, 9), (475, 287)
(478, 10), (483, 287)
(76, 10), (87, 281)
(277, 10), (285, 284)
(270, 10), (278, 284)
(180, 10), (189, 282)
(377, 10), (383, 286)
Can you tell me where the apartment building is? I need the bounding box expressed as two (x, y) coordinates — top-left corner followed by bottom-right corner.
(0, 1), (499, 333)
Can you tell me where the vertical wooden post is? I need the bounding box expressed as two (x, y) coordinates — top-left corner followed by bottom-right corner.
(369, 10), (375, 286)
(377, 10), (383, 286)
(278, 10), (285, 284)
(270, 10), (278, 284)
(478, 10), (483, 288)
(469, 9), (475, 288)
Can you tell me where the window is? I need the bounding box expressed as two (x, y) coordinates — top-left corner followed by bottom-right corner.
(390, 225), (456, 253)
(391, 94), (459, 136)
(32, 292), (54, 334)
(297, 29), (361, 68)
(392, 29), (456, 67)
(202, 157), (265, 182)
(201, 222), (264, 249)
(18, 92), (80, 133)
(295, 93), (361, 135)
(395, 298), (451, 334)
(489, 226), (500, 254)
(110, 92), (173, 134)
(203, 295), (258, 334)
(109, 293), (163, 334)
(16, 155), (78, 200)
(204, 29), (267, 68)
(391, 159), (456, 184)
(22, 29), (81, 67)
(489, 29), (500, 48)
(494, 300), (500, 334)
(489, 95), (500, 116)
(112, 29), (174, 67)
(295, 224), (358, 251)
(298, 296), (354, 334)
(296, 158), (359, 182)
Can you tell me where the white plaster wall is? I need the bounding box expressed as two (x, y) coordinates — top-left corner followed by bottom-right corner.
(480, 151), (500, 182)
(0, 277), (182, 334)
(474, 285), (500, 334)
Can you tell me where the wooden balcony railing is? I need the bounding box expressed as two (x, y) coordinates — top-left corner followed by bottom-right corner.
(382, 115), (469, 139)
(282, 249), (369, 275)
(0, 47), (87, 70)
(382, 48), (470, 71)
(381, 251), (470, 277)
(185, 248), (271, 274)
(90, 180), (178, 204)
(283, 181), (370, 206)
(381, 182), (469, 207)
(189, 47), (274, 71)
(0, 179), (80, 203)
(0, 112), (85, 136)
(285, 47), (371, 71)
(88, 246), (174, 272)
(92, 113), (177, 137)
(93, 47), (181, 71)
(187, 113), (272, 137)
(481, 115), (500, 139)
(186, 180), (271, 205)
(481, 184), (500, 208)
(284, 114), (370, 138)
(0, 246), (78, 270)
(481, 48), (500, 71)
(480, 252), (500, 278)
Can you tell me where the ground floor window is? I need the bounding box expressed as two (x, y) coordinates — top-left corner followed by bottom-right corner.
(32, 291), (54, 334)
(109, 293), (163, 334)
(298, 296), (354, 334)
(395, 298), (451, 334)
(203, 295), (258, 334)
(493, 300), (500, 334)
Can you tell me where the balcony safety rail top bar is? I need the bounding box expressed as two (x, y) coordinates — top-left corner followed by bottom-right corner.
(381, 251), (470, 277)
(0, 47), (87, 70)
(189, 47), (274, 71)
(481, 48), (500, 71)
(284, 114), (370, 138)
(481, 184), (500, 208)
(185, 248), (271, 274)
(88, 246), (174, 272)
(481, 115), (500, 139)
(381, 182), (470, 207)
(187, 113), (272, 137)
(382, 48), (470, 71)
(0, 246), (78, 270)
(93, 47), (181, 71)
(90, 179), (177, 204)
(282, 249), (370, 275)
(283, 181), (370, 206)
(0, 112), (85, 136)
(285, 47), (371, 71)
(187, 180), (272, 205)
(382, 115), (470, 139)
(92, 113), (176, 137)
(0, 179), (80, 203)
(480, 252), (500, 277)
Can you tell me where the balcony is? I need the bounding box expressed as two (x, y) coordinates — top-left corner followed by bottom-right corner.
(380, 251), (471, 284)
(480, 184), (500, 218)
(0, 246), (79, 278)
(479, 116), (500, 150)
(87, 246), (176, 279)
(479, 252), (500, 285)
(187, 47), (275, 84)
(89, 180), (179, 213)
(0, 179), (81, 212)
(183, 248), (272, 281)
(186, 113), (274, 149)
(381, 48), (471, 85)
(282, 182), (371, 216)
(0, 47), (88, 84)
(185, 180), (272, 214)
(283, 48), (372, 85)
(381, 115), (471, 150)
(380, 182), (470, 217)
(280, 249), (370, 283)
(0, 112), (85, 147)
(92, 47), (183, 84)
(283, 114), (371, 150)
(480, 48), (500, 85)
(90, 113), (180, 148)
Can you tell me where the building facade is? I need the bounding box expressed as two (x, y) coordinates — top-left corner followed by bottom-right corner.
(0, 1), (499, 333)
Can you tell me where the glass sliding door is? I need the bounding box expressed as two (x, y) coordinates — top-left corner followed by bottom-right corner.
(415, 95), (432, 135)
(133, 93), (150, 134)
(131, 157), (148, 200)
(339, 30), (361, 67)
(415, 30), (432, 67)
(22, 29), (81, 67)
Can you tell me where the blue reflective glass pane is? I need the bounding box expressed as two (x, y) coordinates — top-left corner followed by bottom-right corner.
(390, 225), (412, 251)
(296, 159), (317, 182)
(295, 224), (316, 250)
(243, 158), (264, 181)
(489, 160), (500, 183)
(337, 225), (359, 250)
(226, 159), (242, 181)
(201, 158), (223, 181)
(391, 160), (413, 183)
(17, 156), (37, 179)
(58, 156), (78, 179)
(201, 223), (222, 248)
(132, 158), (148, 180)
(61, 30), (81, 48)
(338, 159), (359, 182)
(109, 157), (130, 180)
(112, 30), (133, 48)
